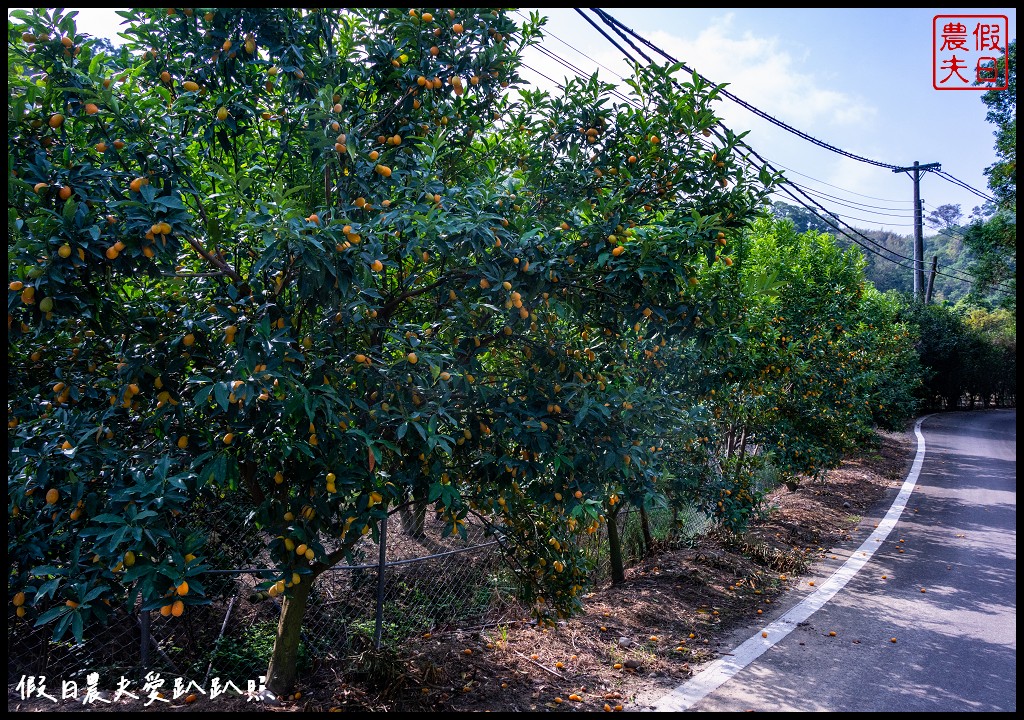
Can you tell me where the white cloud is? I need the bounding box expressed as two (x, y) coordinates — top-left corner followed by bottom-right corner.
(646, 17), (877, 129)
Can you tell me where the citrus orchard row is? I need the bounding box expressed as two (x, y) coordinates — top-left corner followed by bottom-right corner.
(7, 8), (930, 695)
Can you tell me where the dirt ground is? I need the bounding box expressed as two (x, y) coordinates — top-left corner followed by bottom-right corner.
(9, 426), (914, 713)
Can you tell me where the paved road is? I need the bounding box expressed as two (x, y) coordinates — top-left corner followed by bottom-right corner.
(651, 410), (1016, 712)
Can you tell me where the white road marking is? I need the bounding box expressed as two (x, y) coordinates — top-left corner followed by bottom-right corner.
(649, 416), (930, 712)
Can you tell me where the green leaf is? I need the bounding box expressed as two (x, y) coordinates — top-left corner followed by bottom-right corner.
(213, 382), (230, 411)
(193, 385), (213, 406)
(34, 604), (71, 627)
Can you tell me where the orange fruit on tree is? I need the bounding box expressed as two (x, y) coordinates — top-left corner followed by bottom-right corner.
(84, 103), (99, 115)
(171, 600), (185, 617)
(176, 581), (189, 596)
(46, 488), (59, 504)
(58, 186), (73, 200)
(182, 80), (199, 92)
(48, 114), (64, 128)
(177, 436), (188, 449)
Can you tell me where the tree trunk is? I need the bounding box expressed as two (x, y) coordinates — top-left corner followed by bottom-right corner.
(639, 504), (654, 556)
(265, 577), (313, 697)
(607, 505), (625, 586)
(399, 486), (427, 538)
(412, 488), (426, 537)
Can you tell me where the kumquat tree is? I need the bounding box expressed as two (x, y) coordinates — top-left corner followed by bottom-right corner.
(657, 217), (922, 532)
(7, 8), (778, 692)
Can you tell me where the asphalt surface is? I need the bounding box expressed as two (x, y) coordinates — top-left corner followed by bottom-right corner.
(650, 409), (1017, 712)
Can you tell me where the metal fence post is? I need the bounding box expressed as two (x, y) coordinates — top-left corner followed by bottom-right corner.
(139, 609), (150, 675)
(373, 512), (388, 649)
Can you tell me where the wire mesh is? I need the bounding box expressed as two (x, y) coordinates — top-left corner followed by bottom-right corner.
(9, 497), (714, 693)
(9, 501), (513, 691)
(585, 504), (715, 585)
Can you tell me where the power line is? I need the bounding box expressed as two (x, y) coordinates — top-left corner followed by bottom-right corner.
(531, 8), (1000, 242)
(768, 165), (1013, 293)
(583, 6), (1012, 292)
(758, 157), (914, 205)
(934, 170), (997, 204)
(581, 8), (1014, 295)
(519, 16), (922, 224)
(531, 44), (636, 107)
(790, 184), (919, 218)
(519, 62), (565, 90)
(515, 11), (1015, 295)
(514, 9), (629, 84)
(575, 7), (645, 69)
(587, 8), (903, 171)
(578, 10), (947, 274)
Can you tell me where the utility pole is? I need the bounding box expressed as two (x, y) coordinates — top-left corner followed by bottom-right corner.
(892, 161), (941, 301)
(925, 255), (938, 304)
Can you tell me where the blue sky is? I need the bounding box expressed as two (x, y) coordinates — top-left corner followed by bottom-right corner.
(19, 7), (1017, 235)
(516, 8), (1017, 235)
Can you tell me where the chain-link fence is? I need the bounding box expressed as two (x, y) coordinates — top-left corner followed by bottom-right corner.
(8, 501), (514, 692)
(8, 497), (716, 694)
(583, 504), (715, 585)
